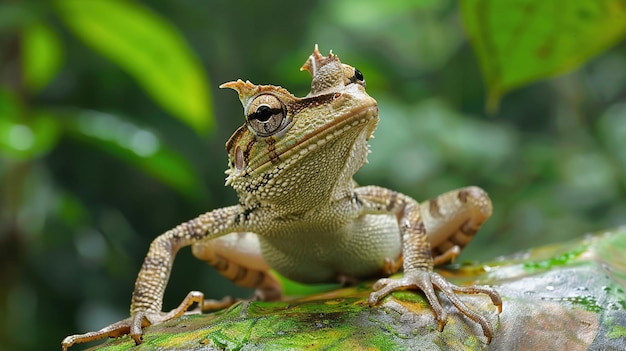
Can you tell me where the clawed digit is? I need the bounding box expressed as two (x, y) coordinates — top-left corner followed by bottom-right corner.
(368, 271), (501, 344)
(61, 291), (207, 350)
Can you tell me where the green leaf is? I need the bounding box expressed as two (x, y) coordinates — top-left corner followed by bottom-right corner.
(65, 109), (204, 199)
(461, 0), (626, 111)
(55, 0), (212, 132)
(22, 21), (63, 92)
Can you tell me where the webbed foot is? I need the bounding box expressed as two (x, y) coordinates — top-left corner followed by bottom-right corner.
(368, 271), (502, 344)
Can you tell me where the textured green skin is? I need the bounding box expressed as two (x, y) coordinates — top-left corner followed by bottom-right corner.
(83, 228), (626, 351)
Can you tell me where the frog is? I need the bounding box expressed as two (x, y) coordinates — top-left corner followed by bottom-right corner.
(62, 45), (502, 350)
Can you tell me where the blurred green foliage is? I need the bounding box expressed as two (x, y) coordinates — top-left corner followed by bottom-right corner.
(0, 1), (625, 350)
(462, 0), (626, 110)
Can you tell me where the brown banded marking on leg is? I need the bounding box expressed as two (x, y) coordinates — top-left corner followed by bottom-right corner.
(191, 232), (282, 302)
(420, 186), (492, 265)
(355, 185), (500, 343)
(204, 252), (265, 289)
(428, 196), (442, 218)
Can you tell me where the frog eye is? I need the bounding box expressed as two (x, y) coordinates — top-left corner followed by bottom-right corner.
(246, 94), (288, 136)
(352, 68), (364, 84)
(346, 66), (366, 88)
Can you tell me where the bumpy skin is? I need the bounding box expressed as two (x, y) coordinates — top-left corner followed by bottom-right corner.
(62, 46), (502, 350)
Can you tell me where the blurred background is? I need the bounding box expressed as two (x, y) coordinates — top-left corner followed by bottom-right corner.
(1, 1), (625, 350)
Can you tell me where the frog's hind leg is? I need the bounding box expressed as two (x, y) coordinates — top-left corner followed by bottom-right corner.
(191, 231), (282, 306)
(420, 186), (492, 265)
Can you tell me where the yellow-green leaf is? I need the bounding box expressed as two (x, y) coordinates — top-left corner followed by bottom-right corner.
(461, 0), (626, 110)
(22, 21), (63, 92)
(55, 0), (212, 132)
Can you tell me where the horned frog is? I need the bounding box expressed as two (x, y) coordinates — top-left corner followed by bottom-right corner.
(62, 46), (501, 350)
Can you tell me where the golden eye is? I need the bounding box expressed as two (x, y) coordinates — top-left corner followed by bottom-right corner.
(246, 94), (287, 136)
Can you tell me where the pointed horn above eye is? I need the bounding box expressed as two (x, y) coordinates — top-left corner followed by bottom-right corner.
(220, 79), (257, 96)
(220, 79), (296, 109)
(219, 79), (256, 91)
(300, 44), (324, 76)
(300, 44), (339, 77)
(220, 80), (262, 107)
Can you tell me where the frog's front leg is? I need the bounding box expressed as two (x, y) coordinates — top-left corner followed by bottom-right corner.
(61, 205), (244, 351)
(355, 186), (502, 344)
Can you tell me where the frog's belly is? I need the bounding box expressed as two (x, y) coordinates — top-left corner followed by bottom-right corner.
(259, 214), (402, 283)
